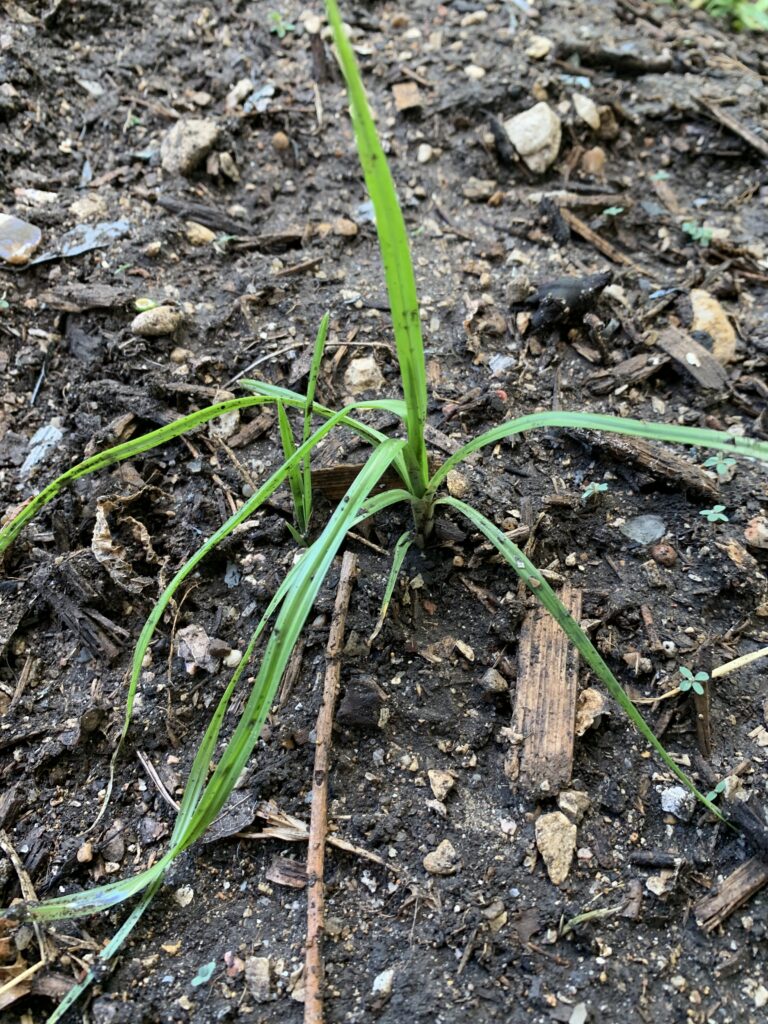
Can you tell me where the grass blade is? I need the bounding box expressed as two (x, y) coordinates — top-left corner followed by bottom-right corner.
(277, 399), (306, 536)
(0, 395), (274, 555)
(11, 438), (406, 926)
(302, 313), (330, 526)
(325, 0), (429, 496)
(429, 411), (768, 493)
(369, 530), (413, 642)
(439, 495), (725, 819)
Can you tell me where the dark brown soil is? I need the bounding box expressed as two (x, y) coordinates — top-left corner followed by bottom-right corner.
(2, 2), (768, 1023)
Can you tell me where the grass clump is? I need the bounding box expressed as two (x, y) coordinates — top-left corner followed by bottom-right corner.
(2, 1), (768, 1017)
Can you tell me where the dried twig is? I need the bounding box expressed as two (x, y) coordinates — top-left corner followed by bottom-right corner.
(304, 551), (358, 1024)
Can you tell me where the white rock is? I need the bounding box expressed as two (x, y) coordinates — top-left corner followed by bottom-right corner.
(131, 305), (184, 337)
(174, 885), (194, 907)
(660, 785), (695, 821)
(535, 811), (577, 885)
(423, 839), (459, 875)
(344, 355), (385, 395)
(558, 789), (591, 824)
(70, 193), (109, 220)
(371, 968), (394, 998)
(464, 64), (486, 80)
(417, 143), (434, 164)
(504, 102), (562, 174)
(446, 469), (469, 498)
(526, 35), (553, 60)
(572, 93), (601, 131)
(161, 118), (220, 175)
(0, 213), (42, 265)
(244, 957), (271, 1002)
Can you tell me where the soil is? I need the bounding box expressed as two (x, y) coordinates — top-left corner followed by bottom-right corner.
(2, 1), (768, 1023)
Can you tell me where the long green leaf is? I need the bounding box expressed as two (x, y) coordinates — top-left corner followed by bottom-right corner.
(15, 440), (405, 925)
(0, 396), (274, 555)
(277, 399), (306, 535)
(429, 411), (768, 493)
(325, 0), (429, 497)
(440, 496), (725, 818)
(302, 313), (330, 526)
(369, 530), (413, 642)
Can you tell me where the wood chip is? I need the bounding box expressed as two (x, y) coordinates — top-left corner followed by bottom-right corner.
(696, 96), (768, 161)
(508, 583), (582, 795)
(392, 81), (422, 112)
(655, 325), (728, 390)
(558, 207), (654, 277)
(695, 857), (768, 932)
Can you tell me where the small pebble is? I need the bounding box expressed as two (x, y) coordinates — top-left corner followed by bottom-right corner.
(651, 542), (677, 566)
(464, 64), (486, 80)
(272, 130), (290, 152)
(0, 213), (42, 265)
(423, 839), (459, 875)
(161, 118), (220, 176)
(185, 221), (216, 245)
(131, 306), (184, 337)
(417, 143), (434, 164)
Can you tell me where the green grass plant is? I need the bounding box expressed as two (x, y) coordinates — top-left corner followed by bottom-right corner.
(2, 1), (768, 1016)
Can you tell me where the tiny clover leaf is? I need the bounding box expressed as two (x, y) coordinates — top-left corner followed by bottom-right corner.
(602, 206), (625, 217)
(191, 960), (217, 987)
(268, 11), (296, 37)
(651, 170), (669, 181)
(581, 482), (608, 502)
(699, 505), (728, 523)
(678, 666), (709, 696)
(705, 778), (728, 803)
(703, 456), (736, 478)
(682, 221), (713, 248)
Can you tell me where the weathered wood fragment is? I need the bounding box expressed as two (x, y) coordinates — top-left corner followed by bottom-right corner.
(508, 583), (582, 795)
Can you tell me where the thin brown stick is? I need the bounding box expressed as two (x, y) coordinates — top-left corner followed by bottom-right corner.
(304, 551), (358, 1024)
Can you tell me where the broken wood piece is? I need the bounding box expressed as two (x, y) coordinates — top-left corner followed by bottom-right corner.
(695, 96), (768, 161)
(567, 430), (719, 499)
(655, 325), (728, 390)
(558, 207), (655, 277)
(587, 351), (672, 395)
(508, 583), (582, 796)
(695, 857), (768, 932)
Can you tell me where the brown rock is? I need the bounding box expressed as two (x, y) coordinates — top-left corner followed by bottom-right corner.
(535, 811), (577, 885)
(690, 289), (737, 364)
(423, 839), (459, 875)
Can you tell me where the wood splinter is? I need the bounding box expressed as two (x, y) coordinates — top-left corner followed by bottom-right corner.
(304, 550), (358, 1024)
(508, 583), (583, 795)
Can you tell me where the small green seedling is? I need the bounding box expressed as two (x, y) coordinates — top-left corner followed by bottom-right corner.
(682, 220), (714, 248)
(678, 666), (709, 695)
(705, 778), (728, 802)
(601, 206), (624, 217)
(268, 10), (296, 37)
(699, 504), (729, 523)
(133, 297), (158, 312)
(651, 169), (670, 181)
(0, 292), (9, 311)
(190, 961), (217, 987)
(703, 455), (736, 478)
(277, 313), (330, 545)
(687, 0), (768, 31)
(581, 481), (608, 502)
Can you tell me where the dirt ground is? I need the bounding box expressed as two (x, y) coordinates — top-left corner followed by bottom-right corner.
(2, 1), (768, 1022)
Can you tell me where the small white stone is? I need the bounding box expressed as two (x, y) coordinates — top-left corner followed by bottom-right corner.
(504, 102), (562, 174)
(223, 649), (243, 669)
(660, 785), (695, 821)
(526, 35), (553, 59)
(371, 968), (394, 998)
(185, 221), (216, 245)
(417, 143), (434, 164)
(423, 839), (459, 875)
(344, 355), (385, 395)
(464, 63), (486, 80)
(161, 118), (220, 176)
(572, 93), (601, 131)
(427, 769), (456, 802)
(130, 306), (184, 337)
